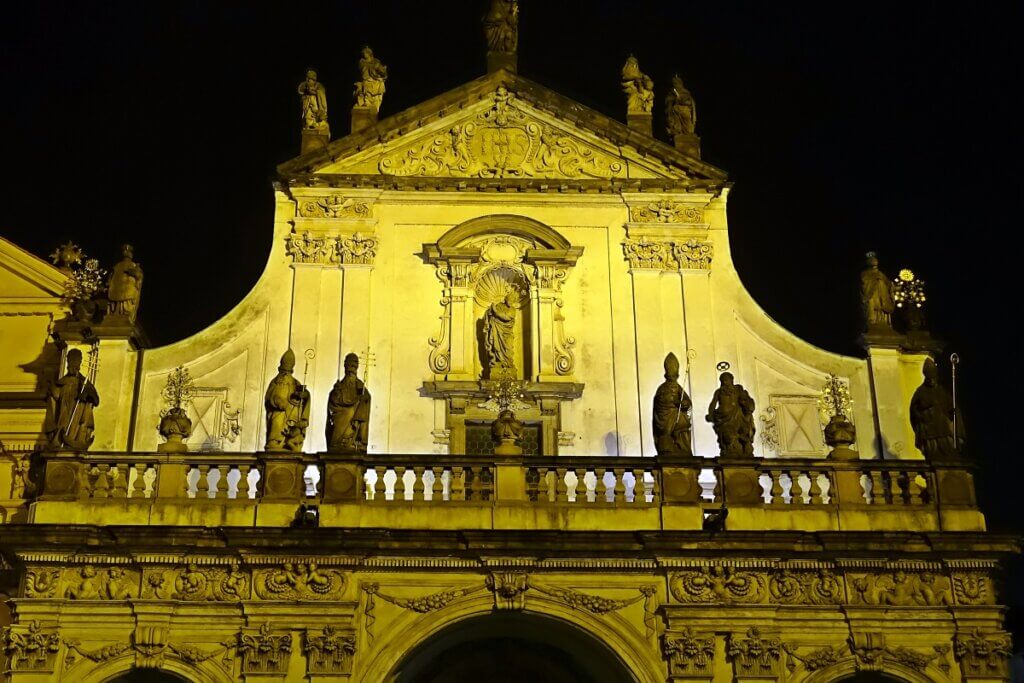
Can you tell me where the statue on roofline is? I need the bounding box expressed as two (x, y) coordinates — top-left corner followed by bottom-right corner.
(106, 244), (143, 322)
(706, 372), (755, 458)
(483, 0), (519, 53)
(653, 352), (693, 457)
(665, 74), (697, 136)
(860, 251), (895, 332)
(621, 55), (654, 115)
(910, 358), (964, 461)
(264, 349), (310, 452)
(298, 69), (329, 133)
(326, 353), (372, 453)
(354, 47), (387, 113)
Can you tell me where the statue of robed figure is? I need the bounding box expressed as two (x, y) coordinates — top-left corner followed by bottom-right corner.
(706, 371), (756, 458)
(326, 353), (372, 453)
(106, 244), (143, 322)
(45, 348), (99, 451)
(910, 358), (964, 461)
(653, 352), (693, 457)
(483, 292), (518, 379)
(298, 69), (329, 132)
(860, 251), (895, 331)
(264, 349), (310, 452)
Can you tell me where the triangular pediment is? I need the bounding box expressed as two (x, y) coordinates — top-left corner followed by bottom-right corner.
(0, 237), (66, 301)
(280, 71), (727, 183)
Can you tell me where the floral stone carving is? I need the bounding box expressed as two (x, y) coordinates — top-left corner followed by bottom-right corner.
(954, 629), (1012, 678)
(304, 626), (356, 675)
(379, 87), (625, 179)
(239, 624), (293, 674)
(669, 567), (766, 604)
(623, 237), (714, 271)
(142, 562), (250, 601)
(486, 571), (529, 610)
(728, 628), (782, 677)
(768, 569), (843, 605)
(630, 200), (703, 224)
(662, 628), (715, 677)
(253, 563), (346, 600)
(298, 196), (370, 218)
(2, 621), (61, 672)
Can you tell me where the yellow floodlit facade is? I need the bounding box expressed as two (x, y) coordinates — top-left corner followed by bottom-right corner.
(0, 17), (1017, 683)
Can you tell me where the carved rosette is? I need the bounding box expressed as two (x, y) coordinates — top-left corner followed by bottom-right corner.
(379, 87), (625, 179)
(297, 196), (371, 219)
(663, 628), (715, 677)
(728, 628), (782, 677)
(304, 626), (356, 675)
(623, 237), (713, 271)
(630, 201), (704, 224)
(239, 624), (293, 674)
(253, 563), (347, 600)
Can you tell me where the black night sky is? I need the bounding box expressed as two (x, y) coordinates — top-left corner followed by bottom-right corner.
(2, 0), (1021, 647)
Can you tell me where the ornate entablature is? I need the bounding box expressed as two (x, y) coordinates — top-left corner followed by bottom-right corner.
(285, 190), (380, 266)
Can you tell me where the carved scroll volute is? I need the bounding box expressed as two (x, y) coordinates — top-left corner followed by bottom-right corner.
(524, 256), (577, 381)
(428, 254), (476, 379)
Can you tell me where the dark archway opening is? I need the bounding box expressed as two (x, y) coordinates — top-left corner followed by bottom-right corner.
(837, 674), (907, 683)
(392, 612), (635, 683)
(106, 670), (190, 683)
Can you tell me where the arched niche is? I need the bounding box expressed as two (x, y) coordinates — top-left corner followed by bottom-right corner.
(422, 215), (585, 455)
(390, 612), (634, 683)
(105, 670), (191, 683)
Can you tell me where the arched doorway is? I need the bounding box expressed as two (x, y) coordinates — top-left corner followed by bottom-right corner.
(835, 674), (907, 683)
(391, 612), (635, 683)
(106, 670), (190, 683)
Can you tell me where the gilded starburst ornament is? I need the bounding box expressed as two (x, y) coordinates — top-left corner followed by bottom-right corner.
(893, 268), (926, 309)
(50, 242), (83, 269)
(818, 373), (852, 422)
(61, 257), (106, 306)
(161, 365), (196, 411)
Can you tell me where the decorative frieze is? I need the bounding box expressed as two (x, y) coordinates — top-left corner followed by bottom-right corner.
(285, 231), (378, 265)
(141, 562), (250, 601)
(253, 562), (347, 600)
(663, 628), (715, 677)
(304, 626), (356, 675)
(669, 566), (767, 603)
(952, 570), (993, 604)
(782, 644), (844, 674)
(630, 200), (703, 224)
(623, 237), (713, 271)
(848, 570), (951, 606)
(297, 196), (371, 219)
(63, 565), (138, 600)
(767, 569), (843, 605)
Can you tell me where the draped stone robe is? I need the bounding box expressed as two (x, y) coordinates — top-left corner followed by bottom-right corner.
(326, 374), (371, 452)
(46, 371), (99, 451)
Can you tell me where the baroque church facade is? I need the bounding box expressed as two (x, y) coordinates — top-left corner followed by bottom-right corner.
(0, 4), (1017, 682)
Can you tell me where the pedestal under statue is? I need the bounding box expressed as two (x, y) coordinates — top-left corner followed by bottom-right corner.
(326, 353), (372, 453)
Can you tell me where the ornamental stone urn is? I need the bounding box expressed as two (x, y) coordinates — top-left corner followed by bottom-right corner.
(491, 409), (524, 456)
(158, 407), (192, 453)
(824, 414), (857, 460)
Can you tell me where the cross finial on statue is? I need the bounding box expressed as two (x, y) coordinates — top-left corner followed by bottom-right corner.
(359, 347), (377, 384)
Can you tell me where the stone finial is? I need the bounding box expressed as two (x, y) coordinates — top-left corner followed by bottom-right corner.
(483, 0), (519, 73)
(352, 47), (387, 133)
(665, 73), (700, 157)
(621, 56), (654, 136)
(298, 68), (330, 153)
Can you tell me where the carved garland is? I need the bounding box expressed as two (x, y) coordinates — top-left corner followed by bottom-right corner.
(629, 200), (704, 224)
(297, 196), (371, 219)
(623, 236), (713, 271)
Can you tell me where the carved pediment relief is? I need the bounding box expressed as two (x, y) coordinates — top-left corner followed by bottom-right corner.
(316, 88), (682, 180)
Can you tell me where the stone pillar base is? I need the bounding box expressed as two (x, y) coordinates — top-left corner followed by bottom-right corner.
(627, 113), (653, 137)
(672, 132), (701, 158)
(351, 106), (378, 133)
(487, 51), (517, 73)
(300, 129), (329, 154)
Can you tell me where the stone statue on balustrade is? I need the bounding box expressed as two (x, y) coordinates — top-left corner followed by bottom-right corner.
(298, 69), (329, 133)
(653, 352), (693, 457)
(106, 244), (143, 322)
(860, 252), (896, 333)
(45, 348), (99, 451)
(354, 47), (387, 114)
(621, 56), (654, 114)
(482, 292), (518, 379)
(706, 372), (755, 458)
(326, 353), (372, 453)
(483, 0), (519, 53)
(264, 349), (310, 452)
(491, 409), (524, 456)
(665, 74), (696, 137)
(910, 358), (963, 461)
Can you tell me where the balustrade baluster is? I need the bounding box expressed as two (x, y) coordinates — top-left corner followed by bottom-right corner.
(525, 467), (540, 502)
(791, 470), (808, 504)
(612, 468), (625, 503)
(480, 467), (494, 501)
(92, 464), (111, 498)
(907, 473), (924, 505)
(238, 464), (252, 500)
(869, 470), (886, 504)
(888, 471), (904, 505)
(431, 467), (444, 501)
(394, 467), (407, 501)
(132, 463), (147, 498)
(214, 465), (229, 499)
(110, 463), (128, 498)
(555, 468), (569, 502)
(649, 468), (661, 503)
(538, 467), (551, 503)
(464, 467), (476, 501)
(196, 464), (211, 499)
(770, 470), (785, 504)
(450, 466), (466, 501)
(808, 470), (824, 504)
(630, 468), (646, 503)
(412, 466), (425, 501)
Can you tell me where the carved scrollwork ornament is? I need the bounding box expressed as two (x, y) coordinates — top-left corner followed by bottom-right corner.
(630, 200), (703, 224)
(304, 626), (356, 675)
(669, 567), (767, 604)
(623, 236), (669, 270)
(623, 237), (713, 271)
(427, 295), (452, 374)
(954, 629), (1012, 678)
(253, 562), (346, 600)
(673, 239), (714, 270)
(239, 624), (293, 675)
(952, 570), (993, 604)
(23, 568), (61, 598)
(728, 627), (782, 676)
(783, 643), (844, 673)
(486, 571), (529, 610)
(552, 298), (576, 376)
(337, 232), (378, 265)
(768, 569), (843, 605)
(1, 621), (62, 672)
(298, 196), (371, 218)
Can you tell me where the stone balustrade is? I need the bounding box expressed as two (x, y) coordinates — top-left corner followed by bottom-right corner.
(24, 451), (984, 532)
